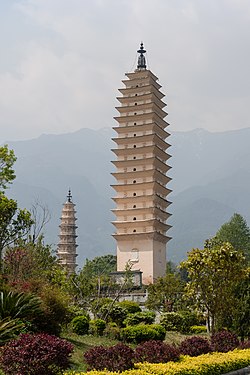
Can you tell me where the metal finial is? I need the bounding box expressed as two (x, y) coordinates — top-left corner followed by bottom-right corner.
(137, 42), (146, 69)
(67, 189), (72, 202)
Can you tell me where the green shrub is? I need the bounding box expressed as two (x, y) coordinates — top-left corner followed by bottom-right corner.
(100, 303), (127, 327)
(190, 325), (207, 334)
(121, 324), (166, 343)
(0, 318), (24, 346)
(160, 311), (199, 333)
(179, 311), (199, 333)
(103, 322), (121, 340)
(124, 311), (155, 326)
(71, 315), (89, 335)
(89, 319), (106, 336)
(33, 285), (71, 335)
(117, 301), (141, 314)
(160, 312), (184, 331)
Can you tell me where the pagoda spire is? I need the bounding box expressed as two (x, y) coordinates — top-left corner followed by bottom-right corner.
(137, 42), (146, 69)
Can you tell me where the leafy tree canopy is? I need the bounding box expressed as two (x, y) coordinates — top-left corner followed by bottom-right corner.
(180, 242), (246, 333)
(214, 213), (250, 261)
(0, 145), (16, 191)
(82, 254), (117, 277)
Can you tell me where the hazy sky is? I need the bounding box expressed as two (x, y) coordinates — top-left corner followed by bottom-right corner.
(0, 0), (250, 142)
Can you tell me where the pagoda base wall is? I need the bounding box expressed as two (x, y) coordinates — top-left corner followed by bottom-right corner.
(117, 237), (166, 284)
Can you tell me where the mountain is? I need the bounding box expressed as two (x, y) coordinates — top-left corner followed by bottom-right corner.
(4, 126), (250, 266)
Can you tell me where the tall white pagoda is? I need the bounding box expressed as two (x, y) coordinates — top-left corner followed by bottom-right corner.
(111, 43), (171, 284)
(57, 190), (78, 274)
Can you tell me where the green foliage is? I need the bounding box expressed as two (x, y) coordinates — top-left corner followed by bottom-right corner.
(71, 315), (90, 335)
(0, 318), (24, 345)
(0, 145), (16, 191)
(146, 273), (185, 312)
(0, 290), (42, 321)
(181, 242), (246, 333)
(117, 300), (141, 314)
(103, 322), (121, 340)
(215, 213), (250, 260)
(0, 195), (33, 267)
(160, 312), (184, 332)
(229, 267), (250, 341)
(190, 325), (207, 334)
(89, 319), (106, 336)
(121, 324), (166, 343)
(33, 285), (71, 335)
(82, 254), (117, 277)
(100, 302), (127, 327)
(123, 311), (155, 326)
(3, 239), (60, 287)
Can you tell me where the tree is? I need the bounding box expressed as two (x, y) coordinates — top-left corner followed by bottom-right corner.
(0, 145), (16, 192)
(0, 195), (33, 270)
(146, 273), (185, 312)
(215, 213), (250, 261)
(0, 145), (33, 270)
(82, 254), (117, 277)
(180, 242), (246, 333)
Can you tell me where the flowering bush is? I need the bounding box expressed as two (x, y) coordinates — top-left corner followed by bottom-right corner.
(179, 336), (211, 357)
(211, 330), (239, 352)
(83, 343), (134, 371)
(0, 333), (73, 375)
(121, 324), (166, 343)
(135, 340), (180, 363)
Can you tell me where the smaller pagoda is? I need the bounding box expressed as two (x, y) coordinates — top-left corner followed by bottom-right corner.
(57, 190), (78, 274)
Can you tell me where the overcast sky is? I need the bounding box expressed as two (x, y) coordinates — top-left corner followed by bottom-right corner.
(0, 0), (250, 143)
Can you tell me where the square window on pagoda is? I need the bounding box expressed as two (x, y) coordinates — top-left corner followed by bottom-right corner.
(133, 217), (136, 220)
(135, 94), (138, 96)
(134, 113), (137, 115)
(134, 122), (137, 125)
(134, 134), (136, 137)
(131, 248), (139, 260)
(135, 103), (137, 105)
(133, 156), (136, 159)
(133, 168), (136, 171)
(133, 180), (136, 183)
(133, 192), (136, 196)
(133, 205), (136, 208)
(133, 229), (137, 233)
(133, 145), (136, 148)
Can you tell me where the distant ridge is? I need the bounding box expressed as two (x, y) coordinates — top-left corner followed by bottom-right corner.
(4, 126), (250, 266)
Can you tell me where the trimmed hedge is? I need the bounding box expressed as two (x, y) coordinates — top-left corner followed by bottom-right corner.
(71, 315), (89, 335)
(135, 340), (180, 363)
(64, 349), (250, 374)
(1, 333), (73, 375)
(83, 343), (134, 371)
(179, 336), (211, 357)
(121, 324), (166, 343)
(123, 311), (155, 326)
(160, 311), (199, 333)
(211, 330), (239, 353)
(89, 319), (106, 336)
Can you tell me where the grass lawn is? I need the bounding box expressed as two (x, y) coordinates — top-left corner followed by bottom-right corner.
(62, 333), (120, 371)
